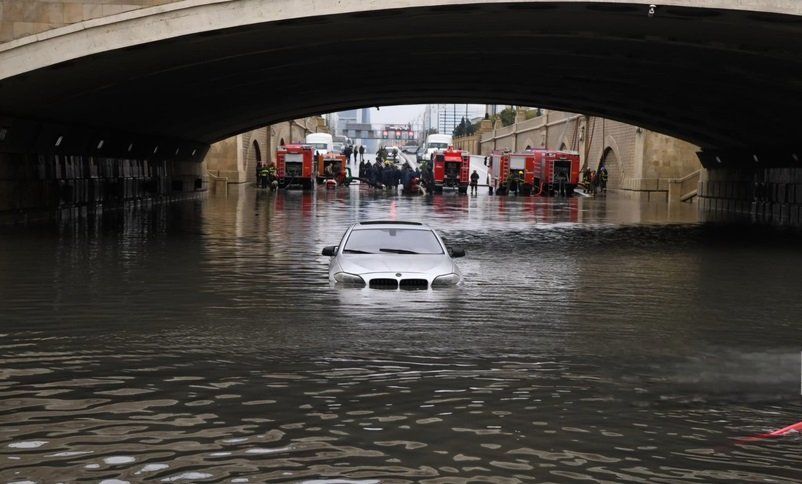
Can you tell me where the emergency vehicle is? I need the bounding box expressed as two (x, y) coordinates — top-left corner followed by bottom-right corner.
(429, 147), (470, 194)
(276, 143), (315, 189)
(533, 150), (581, 196)
(489, 150), (531, 195)
(489, 149), (580, 196)
(316, 152), (349, 186)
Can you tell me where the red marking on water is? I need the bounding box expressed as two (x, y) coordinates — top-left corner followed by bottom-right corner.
(737, 421), (802, 443)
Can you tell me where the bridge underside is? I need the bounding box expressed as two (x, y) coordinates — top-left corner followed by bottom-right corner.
(0, 2), (800, 167)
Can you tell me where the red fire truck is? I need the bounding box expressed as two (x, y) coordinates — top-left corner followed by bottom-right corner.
(489, 149), (580, 196)
(489, 150), (531, 195)
(276, 144), (315, 189)
(316, 152), (349, 186)
(429, 147), (470, 194)
(533, 150), (580, 196)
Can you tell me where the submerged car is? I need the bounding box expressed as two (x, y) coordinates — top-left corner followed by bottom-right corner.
(322, 221), (465, 289)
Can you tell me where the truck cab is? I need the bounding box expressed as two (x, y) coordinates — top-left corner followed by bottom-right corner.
(419, 134), (453, 163)
(430, 147), (470, 194)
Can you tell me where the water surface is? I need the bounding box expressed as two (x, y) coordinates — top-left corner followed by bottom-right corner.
(1, 187), (801, 483)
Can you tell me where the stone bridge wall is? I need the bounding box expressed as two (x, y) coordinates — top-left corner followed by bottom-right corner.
(3, 0), (799, 44)
(468, 110), (702, 201)
(0, 0), (177, 43)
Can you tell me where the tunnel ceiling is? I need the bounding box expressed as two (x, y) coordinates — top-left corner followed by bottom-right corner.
(0, 1), (801, 157)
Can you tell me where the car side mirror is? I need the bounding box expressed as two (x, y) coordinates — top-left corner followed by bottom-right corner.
(322, 246), (337, 256)
(448, 247), (466, 258)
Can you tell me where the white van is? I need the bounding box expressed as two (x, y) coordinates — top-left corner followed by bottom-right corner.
(305, 133), (333, 155)
(419, 134), (453, 162)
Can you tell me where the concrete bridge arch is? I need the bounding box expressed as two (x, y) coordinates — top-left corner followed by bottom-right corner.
(0, 0), (801, 222)
(600, 145), (622, 190)
(0, 0), (800, 168)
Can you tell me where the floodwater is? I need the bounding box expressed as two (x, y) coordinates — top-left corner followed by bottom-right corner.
(1, 185), (801, 483)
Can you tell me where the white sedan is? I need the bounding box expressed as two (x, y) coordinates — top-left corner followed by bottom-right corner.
(321, 221), (465, 289)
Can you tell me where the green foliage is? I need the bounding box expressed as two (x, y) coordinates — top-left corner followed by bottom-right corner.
(487, 107), (542, 127)
(452, 117), (476, 137)
(499, 108), (516, 127)
(526, 108), (543, 120)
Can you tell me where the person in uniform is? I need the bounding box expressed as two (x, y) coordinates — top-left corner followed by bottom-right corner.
(470, 170), (480, 195)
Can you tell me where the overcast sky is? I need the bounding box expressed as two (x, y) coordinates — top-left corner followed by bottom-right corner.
(368, 104), (488, 128)
(369, 104), (426, 125)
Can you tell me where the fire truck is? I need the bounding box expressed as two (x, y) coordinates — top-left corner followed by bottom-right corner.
(489, 150), (529, 195)
(533, 150), (580, 196)
(428, 147), (470, 194)
(276, 143), (315, 189)
(489, 149), (580, 196)
(316, 152), (349, 186)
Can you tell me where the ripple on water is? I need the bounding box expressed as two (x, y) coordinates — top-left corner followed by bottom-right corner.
(1, 192), (802, 482)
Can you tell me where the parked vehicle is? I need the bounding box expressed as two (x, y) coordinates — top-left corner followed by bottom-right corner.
(305, 132), (333, 155)
(402, 142), (419, 154)
(489, 149), (580, 196)
(428, 147), (470, 194)
(418, 133), (453, 162)
(321, 221), (465, 289)
(534, 150), (580, 196)
(276, 143), (315, 189)
(386, 146), (401, 160)
(316, 152), (349, 186)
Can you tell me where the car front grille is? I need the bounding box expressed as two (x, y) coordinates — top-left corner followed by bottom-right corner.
(400, 279), (428, 290)
(368, 278), (429, 290)
(370, 278), (399, 289)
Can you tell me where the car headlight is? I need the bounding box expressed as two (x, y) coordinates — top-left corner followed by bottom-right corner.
(333, 272), (366, 286)
(432, 273), (460, 287)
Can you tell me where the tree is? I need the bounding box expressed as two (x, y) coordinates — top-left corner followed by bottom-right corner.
(465, 119), (476, 135)
(453, 117), (468, 137)
(499, 108), (516, 127)
(453, 117), (477, 137)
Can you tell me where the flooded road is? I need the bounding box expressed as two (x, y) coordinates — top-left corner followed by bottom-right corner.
(1, 186), (801, 483)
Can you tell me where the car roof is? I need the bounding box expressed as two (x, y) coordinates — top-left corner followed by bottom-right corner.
(352, 221), (429, 229)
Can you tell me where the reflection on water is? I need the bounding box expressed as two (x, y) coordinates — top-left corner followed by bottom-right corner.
(1, 187), (801, 482)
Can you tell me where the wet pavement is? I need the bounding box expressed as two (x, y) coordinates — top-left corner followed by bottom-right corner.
(1, 185), (801, 483)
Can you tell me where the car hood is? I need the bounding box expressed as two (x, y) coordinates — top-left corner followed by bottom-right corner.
(338, 254), (457, 275)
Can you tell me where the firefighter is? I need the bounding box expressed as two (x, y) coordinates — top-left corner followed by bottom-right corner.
(582, 168), (591, 193)
(266, 162), (277, 190)
(508, 170), (523, 195)
(258, 164), (270, 188)
(418, 159), (432, 190)
(599, 165), (608, 193)
(470, 170), (480, 195)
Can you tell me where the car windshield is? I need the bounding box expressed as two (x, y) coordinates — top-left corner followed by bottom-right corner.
(343, 228), (444, 255)
(310, 143), (328, 150)
(430, 142), (449, 149)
